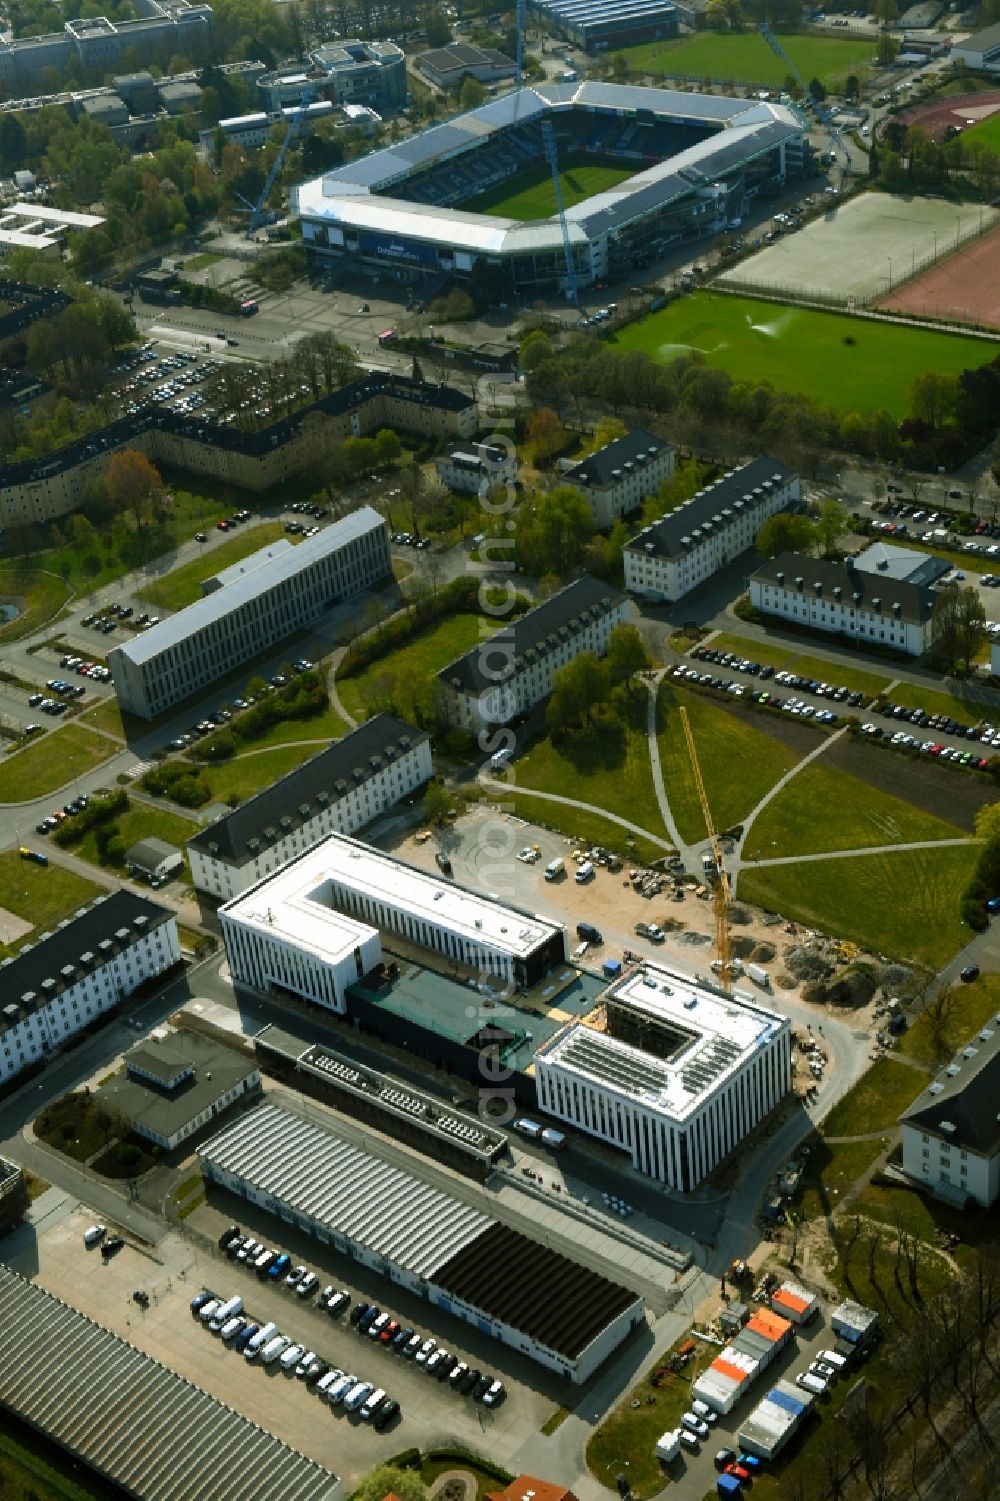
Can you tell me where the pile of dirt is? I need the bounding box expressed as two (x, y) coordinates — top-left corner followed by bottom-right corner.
(751, 941), (777, 963)
(801, 980), (830, 1006)
(729, 904), (752, 926)
(784, 945), (835, 982)
(882, 963), (914, 992)
(732, 934), (757, 959)
(776, 972), (798, 991)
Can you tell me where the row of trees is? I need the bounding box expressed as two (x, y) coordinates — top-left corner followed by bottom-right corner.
(201, 331), (360, 434)
(547, 625), (651, 736)
(880, 121), (1000, 200)
(524, 330), (1000, 475)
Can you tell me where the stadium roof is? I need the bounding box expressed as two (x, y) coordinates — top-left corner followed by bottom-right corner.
(438, 574), (627, 697)
(199, 1101), (642, 1362)
(294, 82), (804, 255)
(189, 713), (429, 865)
(0, 1265), (340, 1501)
(110, 507), (384, 667)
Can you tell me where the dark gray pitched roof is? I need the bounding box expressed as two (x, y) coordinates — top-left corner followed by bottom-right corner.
(625, 456), (796, 562)
(437, 574), (627, 698)
(187, 713), (428, 867)
(0, 891), (174, 1036)
(900, 1017), (1000, 1155)
(752, 551), (937, 626)
(562, 428), (670, 490)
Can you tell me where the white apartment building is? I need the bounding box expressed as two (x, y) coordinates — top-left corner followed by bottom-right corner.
(534, 962), (791, 1190)
(560, 429), (674, 529)
(437, 574), (628, 733)
(749, 552), (936, 656)
(109, 508), (390, 719)
(188, 715), (432, 905)
(435, 440), (518, 496)
(900, 1016), (1000, 1209)
(220, 831), (567, 996)
(625, 458), (799, 602)
(0, 893), (180, 1088)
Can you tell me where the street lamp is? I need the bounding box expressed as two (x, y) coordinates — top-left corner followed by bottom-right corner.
(886, 256), (892, 291)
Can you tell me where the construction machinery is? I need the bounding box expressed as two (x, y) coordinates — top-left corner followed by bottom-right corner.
(679, 705), (732, 992)
(540, 117), (578, 301)
(240, 80), (321, 237)
(758, 25), (852, 171)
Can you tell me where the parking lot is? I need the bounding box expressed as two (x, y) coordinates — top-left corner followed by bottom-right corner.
(10, 1200), (553, 1488)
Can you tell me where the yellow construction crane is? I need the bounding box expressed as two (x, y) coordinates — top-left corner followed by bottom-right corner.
(679, 705), (732, 993)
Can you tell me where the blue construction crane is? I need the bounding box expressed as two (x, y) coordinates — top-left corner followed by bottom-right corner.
(541, 117), (578, 301)
(244, 80), (321, 237)
(758, 26), (851, 170)
(515, 0), (526, 89)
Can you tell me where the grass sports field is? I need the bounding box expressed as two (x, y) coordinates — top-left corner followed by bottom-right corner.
(612, 292), (996, 414)
(467, 160), (634, 219)
(621, 31), (874, 90)
(957, 110), (1000, 152)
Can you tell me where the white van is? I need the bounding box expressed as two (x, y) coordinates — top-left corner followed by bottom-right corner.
(360, 1387), (386, 1421)
(513, 1117), (543, 1140)
(544, 857), (565, 881)
(261, 1336), (290, 1365)
(678, 1429), (699, 1452)
(209, 1295), (243, 1330)
(316, 1369), (341, 1399)
(245, 1321), (277, 1357)
(819, 1348), (848, 1371)
(343, 1380), (374, 1413)
(219, 1317), (244, 1340)
(198, 1300), (221, 1323)
(797, 1371), (827, 1395)
(574, 861), (594, 883)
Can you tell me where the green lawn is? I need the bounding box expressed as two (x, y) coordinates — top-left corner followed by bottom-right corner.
(612, 291), (996, 414)
(797, 1137), (886, 1221)
(0, 852), (103, 961)
(738, 842), (980, 968)
(658, 681), (807, 842)
(961, 111), (1000, 153)
(135, 522), (287, 612)
(183, 251), (225, 270)
(337, 611), (482, 720)
(474, 789), (669, 867)
(227, 702), (347, 752)
(0, 725), (116, 803)
(516, 715), (665, 845)
(467, 159), (635, 219)
(900, 973), (1000, 1065)
(743, 761), (966, 859)
(622, 30), (874, 89)
(887, 679), (995, 727)
(821, 1057), (925, 1138)
(82, 697), (125, 739)
(74, 802), (199, 874)
(198, 743), (319, 804)
(707, 630), (891, 700)
(0, 564), (73, 644)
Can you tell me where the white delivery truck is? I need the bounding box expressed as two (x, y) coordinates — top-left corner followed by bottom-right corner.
(656, 1430), (681, 1462)
(746, 964), (770, 988)
(544, 857), (565, 881)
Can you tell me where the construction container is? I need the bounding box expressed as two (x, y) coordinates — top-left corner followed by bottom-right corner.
(738, 1378), (814, 1461)
(693, 1309), (792, 1414)
(771, 1280), (819, 1325)
(831, 1299), (879, 1347)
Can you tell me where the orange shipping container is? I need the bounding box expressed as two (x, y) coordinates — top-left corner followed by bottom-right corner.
(773, 1288), (810, 1314)
(711, 1358), (751, 1385)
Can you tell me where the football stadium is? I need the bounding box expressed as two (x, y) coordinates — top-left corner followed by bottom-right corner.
(293, 82), (811, 296)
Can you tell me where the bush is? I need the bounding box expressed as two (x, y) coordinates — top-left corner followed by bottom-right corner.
(141, 761), (212, 808)
(52, 789), (128, 846)
(387, 1449), (421, 1471)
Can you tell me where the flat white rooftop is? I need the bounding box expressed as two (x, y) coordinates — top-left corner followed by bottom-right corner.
(221, 853), (379, 967)
(4, 202), (105, 228)
(537, 962), (788, 1120)
(246, 832), (564, 959)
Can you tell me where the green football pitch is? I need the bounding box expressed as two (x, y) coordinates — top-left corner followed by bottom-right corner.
(466, 160), (635, 219)
(961, 110), (1000, 152)
(611, 291), (996, 415)
(622, 31), (875, 90)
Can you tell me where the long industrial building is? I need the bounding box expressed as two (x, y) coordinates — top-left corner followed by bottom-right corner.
(534, 962), (791, 1189)
(0, 891), (180, 1088)
(293, 83), (809, 295)
(198, 1101), (644, 1381)
(109, 509), (390, 719)
(188, 714), (432, 904)
(0, 1265), (341, 1501)
(533, 0), (677, 51)
(219, 830), (567, 997)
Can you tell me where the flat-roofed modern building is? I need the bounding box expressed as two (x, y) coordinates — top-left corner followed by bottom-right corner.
(951, 20), (1000, 71)
(199, 1100), (644, 1381)
(534, 962), (791, 1189)
(0, 1265), (341, 1501)
(109, 509), (390, 718)
(0, 892), (180, 1088)
(98, 1028), (262, 1151)
(189, 715), (432, 905)
(437, 574), (628, 733)
(560, 428), (674, 529)
(0, 1156), (27, 1233)
(624, 457), (799, 602)
(221, 831), (567, 995)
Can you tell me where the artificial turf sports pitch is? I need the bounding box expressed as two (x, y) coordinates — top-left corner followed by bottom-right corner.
(466, 160), (635, 219)
(611, 291), (997, 415)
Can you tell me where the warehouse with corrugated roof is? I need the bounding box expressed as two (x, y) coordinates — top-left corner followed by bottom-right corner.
(0, 1264), (341, 1501)
(198, 1101), (644, 1382)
